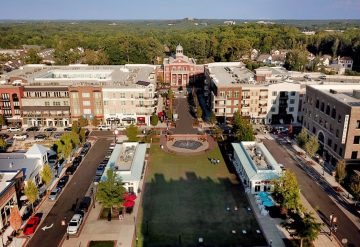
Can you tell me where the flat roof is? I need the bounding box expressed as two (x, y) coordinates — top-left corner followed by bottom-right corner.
(0, 171), (19, 195)
(102, 142), (147, 182)
(207, 63), (255, 87)
(232, 142), (282, 181)
(309, 84), (360, 107)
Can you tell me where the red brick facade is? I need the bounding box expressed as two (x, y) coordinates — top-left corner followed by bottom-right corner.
(0, 85), (24, 125)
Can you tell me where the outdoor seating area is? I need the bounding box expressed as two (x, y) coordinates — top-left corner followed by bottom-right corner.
(255, 192), (275, 216)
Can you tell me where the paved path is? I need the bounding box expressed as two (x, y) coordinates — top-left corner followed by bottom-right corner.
(172, 97), (197, 134)
(262, 139), (360, 247)
(27, 138), (111, 247)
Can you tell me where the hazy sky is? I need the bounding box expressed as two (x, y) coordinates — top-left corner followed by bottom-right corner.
(3, 0), (360, 20)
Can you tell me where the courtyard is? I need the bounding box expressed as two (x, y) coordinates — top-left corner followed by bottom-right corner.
(136, 144), (266, 247)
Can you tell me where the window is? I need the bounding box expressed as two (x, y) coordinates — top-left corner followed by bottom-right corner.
(339, 147), (343, 156)
(71, 92), (79, 99)
(83, 101), (91, 106)
(354, 136), (360, 144)
(64, 101), (68, 106)
(334, 144), (337, 152)
(336, 129), (339, 138)
(326, 105), (330, 115)
(357, 120), (360, 129)
(290, 91), (296, 96)
(351, 151), (358, 159)
(121, 101), (125, 105)
(45, 102), (50, 106)
(255, 185), (260, 192)
(83, 109), (91, 115)
(234, 91), (239, 98)
(1, 93), (9, 100)
(327, 139), (332, 147)
(289, 99), (295, 104)
(312, 127), (316, 134)
(271, 107), (276, 112)
(331, 108), (336, 119)
(289, 107), (294, 112)
(226, 91), (231, 98)
(338, 115), (342, 123)
(272, 91), (277, 96)
(316, 99), (319, 108)
(52, 102), (60, 106)
(82, 93), (90, 98)
(272, 99), (276, 104)
(120, 93), (125, 98)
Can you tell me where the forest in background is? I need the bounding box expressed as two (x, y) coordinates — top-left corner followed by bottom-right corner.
(0, 20), (359, 71)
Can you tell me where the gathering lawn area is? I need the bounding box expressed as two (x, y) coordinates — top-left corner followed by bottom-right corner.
(136, 144), (266, 247)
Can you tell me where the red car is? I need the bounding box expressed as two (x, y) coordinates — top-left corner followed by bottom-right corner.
(23, 216), (41, 235)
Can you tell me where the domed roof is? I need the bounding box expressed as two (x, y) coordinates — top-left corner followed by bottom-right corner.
(176, 44), (183, 51)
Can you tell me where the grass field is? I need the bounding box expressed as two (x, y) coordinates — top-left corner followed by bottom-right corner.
(136, 144), (266, 247)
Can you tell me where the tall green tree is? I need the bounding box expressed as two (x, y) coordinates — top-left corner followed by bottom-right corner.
(25, 49), (42, 64)
(283, 211), (322, 247)
(78, 116), (88, 127)
(150, 114), (159, 126)
(273, 171), (302, 213)
(56, 132), (79, 159)
(232, 111), (255, 141)
(79, 128), (86, 143)
(91, 117), (100, 127)
(335, 159), (346, 185)
(296, 128), (308, 149)
(350, 174), (360, 203)
(196, 106), (203, 119)
(304, 136), (319, 157)
(284, 48), (308, 71)
(0, 114), (6, 126)
(96, 169), (126, 220)
(24, 180), (39, 212)
(125, 124), (139, 142)
(41, 163), (53, 188)
(71, 121), (79, 133)
(210, 112), (217, 125)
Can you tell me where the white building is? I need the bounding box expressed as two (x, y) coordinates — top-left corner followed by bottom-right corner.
(232, 142), (282, 194)
(102, 142), (147, 194)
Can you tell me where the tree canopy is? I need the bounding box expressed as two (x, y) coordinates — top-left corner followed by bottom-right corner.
(304, 136), (319, 158)
(41, 163), (53, 188)
(24, 180), (39, 211)
(125, 124), (139, 142)
(232, 111), (255, 141)
(335, 160), (346, 185)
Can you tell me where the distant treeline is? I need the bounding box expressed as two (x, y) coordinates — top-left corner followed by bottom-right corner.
(0, 22), (359, 70)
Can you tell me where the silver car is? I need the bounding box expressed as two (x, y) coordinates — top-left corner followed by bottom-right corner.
(48, 187), (61, 201)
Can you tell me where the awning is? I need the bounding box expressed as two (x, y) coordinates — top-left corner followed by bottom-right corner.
(122, 117), (135, 121)
(124, 194), (137, 201)
(123, 200), (135, 208)
(137, 117), (145, 121)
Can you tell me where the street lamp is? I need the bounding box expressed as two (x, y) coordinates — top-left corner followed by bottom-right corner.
(329, 213), (337, 237)
(114, 129), (119, 143)
(93, 181), (98, 208)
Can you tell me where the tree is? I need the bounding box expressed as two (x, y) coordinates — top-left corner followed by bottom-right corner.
(9, 207), (22, 231)
(96, 169), (126, 220)
(283, 211), (322, 247)
(273, 171), (302, 213)
(350, 174), (360, 203)
(304, 136), (319, 157)
(56, 132), (79, 159)
(125, 124), (139, 142)
(335, 160), (346, 185)
(91, 117), (100, 127)
(296, 128), (308, 149)
(210, 112), (217, 125)
(284, 48), (308, 71)
(150, 114), (159, 126)
(71, 121), (79, 133)
(196, 106), (203, 119)
(79, 128), (86, 143)
(24, 180), (39, 212)
(0, 138), (7, 150)
(78, 116), (88, 127)
(0, 114), (6, 126)
(25, 49), (42, 64)
(232, 111), (255, 141)
(40, 163), (53, 188)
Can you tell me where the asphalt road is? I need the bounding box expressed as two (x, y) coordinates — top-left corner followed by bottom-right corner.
(27, 138), (111, 247)
(173, 97), (198, 134)
(262, 139), (360, 247)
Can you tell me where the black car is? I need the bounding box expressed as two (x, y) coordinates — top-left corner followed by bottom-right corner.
(54, 133), (62, 139)
(65, 165), (77, 175)
(0, 133), (9, 139)
(26, 126), (40, 132)
(34, 134), (47, 140)
(83, 142), (91, 149)
(44, 127), (57, 132)
(72, 156), (82, 168)
(64, 127), (72, 131)
(79, 197), (92, 213)
(57, 175), (69, 189)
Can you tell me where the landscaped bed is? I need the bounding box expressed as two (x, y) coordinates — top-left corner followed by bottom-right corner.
(89, 241), (115, 247)
(136, 145), (266, 247)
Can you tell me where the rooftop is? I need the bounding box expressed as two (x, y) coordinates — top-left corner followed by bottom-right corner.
(207, 62), (255, 87)
(232, 142), (282, 181)
(309, 84), (360, 107)
(102, 142), (147, 182)
(0, 171), (20, 195)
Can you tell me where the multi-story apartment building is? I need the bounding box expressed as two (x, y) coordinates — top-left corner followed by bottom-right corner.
(0, 85), (23, 126)
(0, 64), (157, 126)
(159, 44), (204, 88)
(205, 63), (301, 124)
(302, 84), (360, 168)
(22, 86), (70, 127)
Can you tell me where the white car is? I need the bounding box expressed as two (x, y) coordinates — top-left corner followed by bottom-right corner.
(97, 125), (111, 131)
(13, 133), (28, 141)
(48, 187), (61, 201)
(7, 127), (21, 132)
(67, 214), (83, 234)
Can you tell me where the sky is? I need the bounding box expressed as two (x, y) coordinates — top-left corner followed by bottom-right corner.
(2, 0), (360, 20)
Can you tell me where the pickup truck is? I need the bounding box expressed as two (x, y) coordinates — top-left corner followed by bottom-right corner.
(13, 133), (28, 141)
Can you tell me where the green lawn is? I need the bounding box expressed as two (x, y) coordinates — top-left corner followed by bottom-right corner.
(136, 144), (266, 247)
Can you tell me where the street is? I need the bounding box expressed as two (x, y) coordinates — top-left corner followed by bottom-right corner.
(27, 138), (112, 247)
(173, 97), (197, 134)
(262, 139), (360, 247)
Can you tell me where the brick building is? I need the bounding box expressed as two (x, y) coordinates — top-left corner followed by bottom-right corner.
(302, 84), (360, 168)
(0, 85), (23, 126)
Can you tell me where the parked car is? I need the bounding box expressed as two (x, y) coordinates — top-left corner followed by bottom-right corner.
(79, 149), (88, 157)
(116, 125), (126, 131)
(54, 133), (62, 139)
(7, 127), (21, 132)
(26, 126), (40, 132)
(57, 175), (69, 189)
(97, 125), (111, 131)
(66, 165), (77, 175)
(79, 197), (92, 213)
(96, 166), (105, 176)
(44, 127), (57, 132)
(93, 175), (101, 183)
(67, 214), (83, 235)
(83, 142), (91, 150)
(13, 133), (28, 141)
(34, 134), (47, 140)
(23, 216), (41, 235)
(72, 156), (82, 168)
(6, 138), (14, 146)
(0, 133), (10, 139)
(48, 187), (62, 201)
(64, 127), (72, 131)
